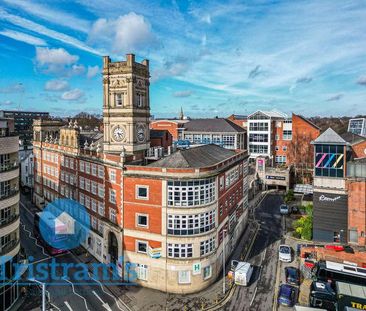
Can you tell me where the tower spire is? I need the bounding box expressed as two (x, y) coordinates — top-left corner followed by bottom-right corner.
(179, 106), (184, 120)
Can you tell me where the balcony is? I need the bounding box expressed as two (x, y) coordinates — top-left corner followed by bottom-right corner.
(0, 214), (20, 229)
(0, 240), (20, 256)
(0, 189), (20, 201)
(0, 162), (19, 173)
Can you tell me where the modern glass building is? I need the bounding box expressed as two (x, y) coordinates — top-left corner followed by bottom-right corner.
(348, 118), (366, 137)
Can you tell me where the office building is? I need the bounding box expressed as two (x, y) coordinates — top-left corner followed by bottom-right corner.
(32, 54), (249, 293)
(0, 118), (21, 311)
(348, 118), (366, 137)
(0, 110), (49, 147)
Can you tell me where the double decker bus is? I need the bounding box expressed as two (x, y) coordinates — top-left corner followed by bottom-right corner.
(33, 212), (68, 255)
(313, 260), (366, 286)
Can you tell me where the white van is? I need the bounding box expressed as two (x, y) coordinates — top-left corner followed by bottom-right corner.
(233, 261), (253, 286)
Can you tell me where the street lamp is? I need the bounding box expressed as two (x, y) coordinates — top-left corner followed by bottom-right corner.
(222, 229), (227, 295)
(28, 278), (46, 311)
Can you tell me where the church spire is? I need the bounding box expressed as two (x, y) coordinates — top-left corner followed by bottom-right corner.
(179, 106), (184, 120)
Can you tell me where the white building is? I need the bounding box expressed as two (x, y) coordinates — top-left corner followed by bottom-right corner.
(20, 149), (34, 190)
(0, 118), (21, 311)
(348, 118), (366, 137)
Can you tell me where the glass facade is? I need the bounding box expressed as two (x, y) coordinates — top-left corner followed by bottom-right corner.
(167, 211), (216, 235)
(167, 178), (216, 207)
(315, 144), (345, 177)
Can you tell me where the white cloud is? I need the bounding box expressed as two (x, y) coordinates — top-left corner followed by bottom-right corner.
(0, 29), (46, 46)
(36, 47), (86, 76)
(87, 65), (100, 78)
(3, 0), (90, 33)
(36, 47), (78, 66)
(0, 100), (14, 106)
(61, 89), (84, 101)
(0, 83), (24, 93)
(173, 90), (192, 98)
(44, 79), (69, 92)
(0, 8), (101, 55)
(356, 76), (366, 86)
(88, 13), (157, 53)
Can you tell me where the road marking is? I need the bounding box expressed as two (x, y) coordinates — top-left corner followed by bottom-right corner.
(88, 273), (128, 311)
(62, 278), (90, 311)
(250, 287), (258, 306)
(92, 291), (113, 311)
(64, 301), (73, 311)
(20, 221), (48, 256)
(20, 200), (34, 216)
(262, 248), (267, 263)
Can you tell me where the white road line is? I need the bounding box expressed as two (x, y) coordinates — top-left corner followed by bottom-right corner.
(250, 287), (258, 306)
(262, 248), (267, 264)
(20, 201), (34, 216)
(62, 278), (91, 311)
(20, 221), (48, 256)
(92, 291), (113, 311)
(64, 301), (73, 311)
(88, 273), (128, 311)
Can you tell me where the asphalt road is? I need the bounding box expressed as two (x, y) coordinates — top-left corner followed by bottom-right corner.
(226, 193), (283, 311)
(19, 194), (129, 311)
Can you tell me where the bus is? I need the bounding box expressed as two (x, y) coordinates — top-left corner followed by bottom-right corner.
(313, 260), (366, 287)
(33, 212), (68, 255)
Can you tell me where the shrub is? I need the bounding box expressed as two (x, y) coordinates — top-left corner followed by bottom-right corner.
(293, 204), (313, 240)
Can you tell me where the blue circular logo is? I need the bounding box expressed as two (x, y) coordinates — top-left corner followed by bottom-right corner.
(39, 198), (90, 251)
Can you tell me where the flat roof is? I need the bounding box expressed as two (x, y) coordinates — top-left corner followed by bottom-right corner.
(337, 281), (366, 299)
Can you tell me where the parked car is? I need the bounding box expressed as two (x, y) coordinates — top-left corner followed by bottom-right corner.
(285, 267), (301, 286)
(278, 284), (297, 307)
(279, 245), (292, 262)
(280, 204), (290, 215)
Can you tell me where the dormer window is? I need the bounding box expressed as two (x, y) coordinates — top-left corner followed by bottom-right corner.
(115, 93), (123, 106)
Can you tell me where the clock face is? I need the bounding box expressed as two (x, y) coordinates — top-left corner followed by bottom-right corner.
(112, 126), (125, 141)
(137, 126), (145, 142)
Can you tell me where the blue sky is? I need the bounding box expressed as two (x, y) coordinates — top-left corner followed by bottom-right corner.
(0, 0), (365, 118)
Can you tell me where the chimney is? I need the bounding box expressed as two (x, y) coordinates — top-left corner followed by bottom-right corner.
(126, 54), (135, 66)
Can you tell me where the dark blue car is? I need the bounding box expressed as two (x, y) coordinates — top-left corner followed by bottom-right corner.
(278, 284), (297, 307)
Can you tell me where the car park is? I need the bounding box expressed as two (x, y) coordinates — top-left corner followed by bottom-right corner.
(285, 267), (301, 286)
(279, 244), (292, 262)
(278, 284), (297, 307)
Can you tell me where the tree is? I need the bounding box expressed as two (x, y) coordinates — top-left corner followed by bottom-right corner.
(293, 204), (313, 240)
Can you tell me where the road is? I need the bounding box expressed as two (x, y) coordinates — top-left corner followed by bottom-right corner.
(226, 193), (283, 311)
(19, 193), (129, 311)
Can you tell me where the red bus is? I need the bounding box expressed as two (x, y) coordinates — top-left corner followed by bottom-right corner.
(33, 212), (68, 255)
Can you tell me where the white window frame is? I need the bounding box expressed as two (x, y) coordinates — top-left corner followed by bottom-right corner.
(98, 166), (104, 178)
(109, 189), (116, 204)
(203, 265), (212, 280)
(136, 240), (148, 254)
(178, 271), (191, 284)
(136, 213), (149, 228)
(136, 264), (148, 281)
(79, 161), (84, 172)
(136, 185), (149, 200)
(109, 169), (116, 183)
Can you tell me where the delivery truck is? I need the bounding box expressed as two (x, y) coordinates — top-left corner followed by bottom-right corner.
(309, 281), (366, 311)
(232, 261), (253, 286)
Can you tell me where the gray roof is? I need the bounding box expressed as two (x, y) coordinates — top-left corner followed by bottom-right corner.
(312, 128), (347, 145)
(148, 144), (237, 168)
(340, 132), (366, 145)
(184, 118), (245, 133)
(79, 131), (103, 146)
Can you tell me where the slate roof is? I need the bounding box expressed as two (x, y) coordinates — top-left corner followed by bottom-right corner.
(312, 127), (347, 145)
(79, 131), (103, 146)
(148, 144), (238, 168)
(184, 118), (245, 133)
(340, 132), (366, 145)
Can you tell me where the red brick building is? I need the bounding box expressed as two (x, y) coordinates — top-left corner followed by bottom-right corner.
(32, 54), (249, 293)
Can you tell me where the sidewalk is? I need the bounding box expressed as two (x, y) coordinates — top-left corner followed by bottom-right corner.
(72, 191), (268, 311)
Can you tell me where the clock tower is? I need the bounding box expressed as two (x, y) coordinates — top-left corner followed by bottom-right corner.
(102, 54), (150, 158)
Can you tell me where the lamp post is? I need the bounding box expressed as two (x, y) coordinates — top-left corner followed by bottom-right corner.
(222, 229), (227, 295)
(28, 278), (46, 311)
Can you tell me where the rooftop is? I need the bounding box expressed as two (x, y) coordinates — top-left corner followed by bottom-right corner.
(184, 118), (245, 133)
(340, 131), (366, 145)
(312, 127), (347, 145)
(148, 144), (238, 168)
